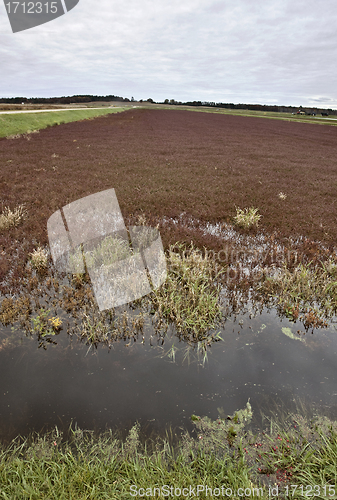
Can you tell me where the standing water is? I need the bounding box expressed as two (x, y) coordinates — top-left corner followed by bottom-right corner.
(1, 304), (337, 443)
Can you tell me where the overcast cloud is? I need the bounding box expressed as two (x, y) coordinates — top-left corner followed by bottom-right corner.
(1, 0), (337, 108)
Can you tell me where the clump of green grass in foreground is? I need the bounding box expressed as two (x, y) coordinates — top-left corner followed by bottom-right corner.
(147, 242), (226, 340)
(234, 206), (262, 229)
(0, 403), (256, 499)
(0, 204), (27, 231)
(1, 402), (337, 499)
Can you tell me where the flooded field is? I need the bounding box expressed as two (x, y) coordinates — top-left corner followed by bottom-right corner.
(1, 108), (337, 455)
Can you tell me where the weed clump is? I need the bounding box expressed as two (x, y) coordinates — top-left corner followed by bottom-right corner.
(184, 401), (253, 457)
(48, 316), (62, 332)
(29, 247), (48, 271)
(0, 204), (27, 232)
(84, 234), (131, 269)
(0, 295), (31, 326)
(234, 207), (261, 229)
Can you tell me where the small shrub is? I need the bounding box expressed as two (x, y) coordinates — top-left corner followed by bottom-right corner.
(234, 206), (262, 229)
(278, 192), (287, 200)
(0, 204), (28, 231)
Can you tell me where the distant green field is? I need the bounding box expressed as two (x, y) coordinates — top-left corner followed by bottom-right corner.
(0, 107), (127, 138)
(135, 102), (337, 126)
(158, 104), (337, 126)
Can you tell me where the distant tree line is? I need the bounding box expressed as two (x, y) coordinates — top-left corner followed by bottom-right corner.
(0, 95), (335, 115)
(0, 95), (131, 104)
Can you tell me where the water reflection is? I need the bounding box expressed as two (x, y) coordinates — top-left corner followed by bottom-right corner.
(1, 307), (337, 443)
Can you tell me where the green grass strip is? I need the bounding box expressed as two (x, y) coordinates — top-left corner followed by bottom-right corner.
(1, 403), (337, 499)
(0, 107), (127, 138)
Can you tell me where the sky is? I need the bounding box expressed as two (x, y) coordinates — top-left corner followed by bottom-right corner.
(1, 0), (337, 108)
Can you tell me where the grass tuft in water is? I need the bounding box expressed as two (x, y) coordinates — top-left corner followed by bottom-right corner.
(257, 258), (337, 329)
(147, 242), (226, 341)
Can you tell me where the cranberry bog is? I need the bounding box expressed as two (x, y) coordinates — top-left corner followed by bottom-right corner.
(1, 108), (337, 450)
